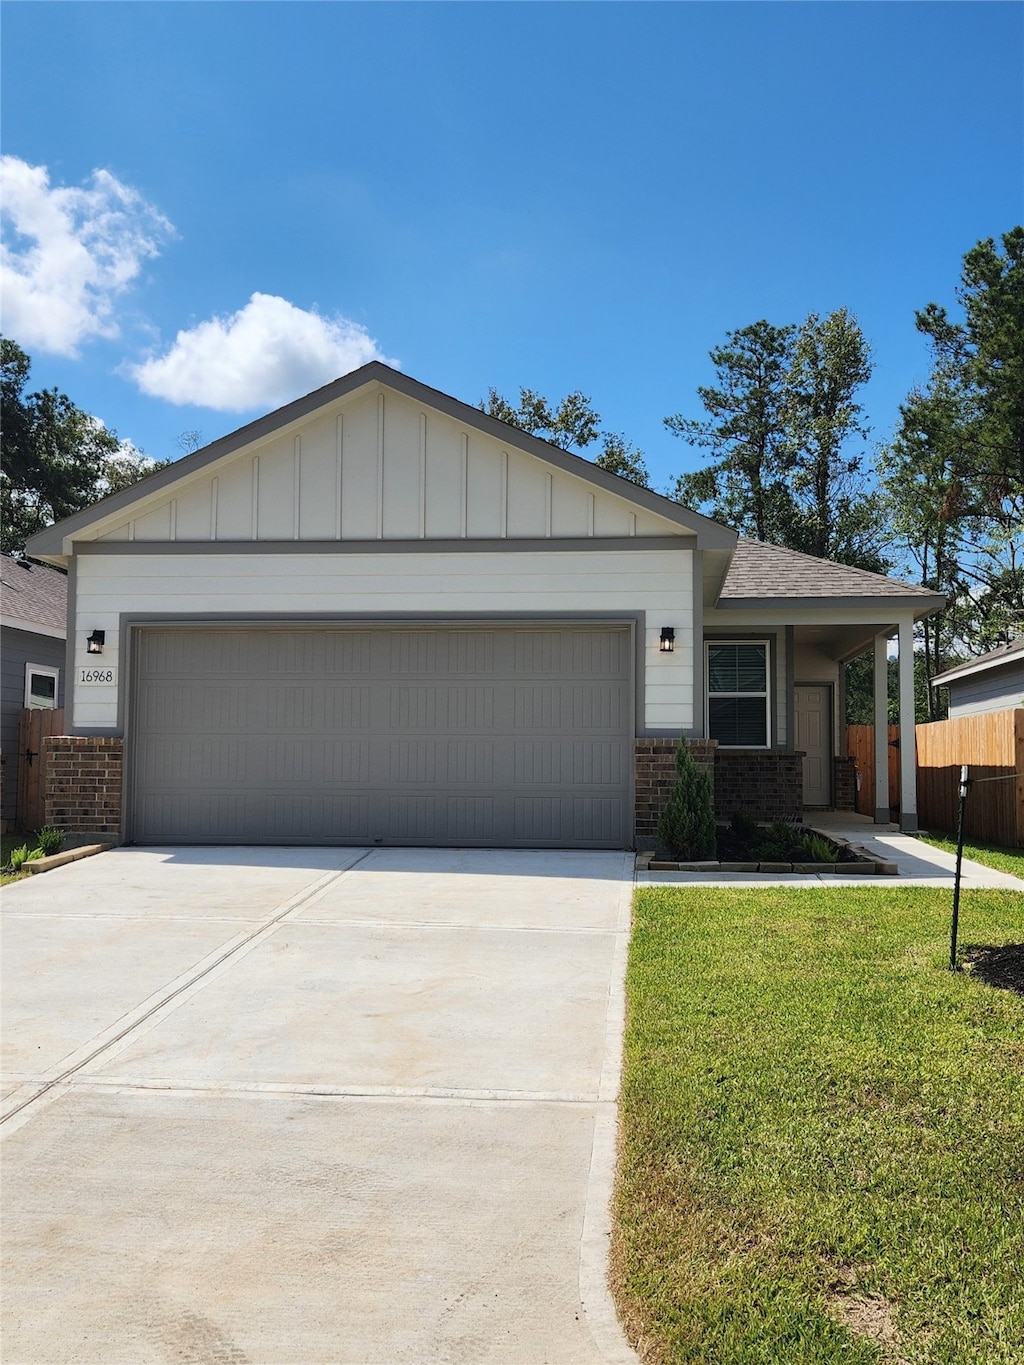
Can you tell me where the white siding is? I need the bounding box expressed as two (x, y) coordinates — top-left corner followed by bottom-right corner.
(91, 387), (688, 546)
(72, 548), (694, 733)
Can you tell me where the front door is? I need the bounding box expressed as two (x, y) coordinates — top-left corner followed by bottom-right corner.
(794, 685), (832, 807)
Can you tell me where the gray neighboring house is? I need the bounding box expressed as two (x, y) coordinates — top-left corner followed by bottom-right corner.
(1, 556), (68, 828)
(25, 362), (943, 845)
(931, 639), (1024, 718)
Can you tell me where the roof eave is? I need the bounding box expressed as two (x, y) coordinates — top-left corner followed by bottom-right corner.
(716, 593), (946, 615)
(930, 652), (1024, 686)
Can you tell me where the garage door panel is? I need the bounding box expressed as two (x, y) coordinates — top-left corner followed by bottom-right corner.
(446, 740), (495, 784)
(131, 626), (632, 847)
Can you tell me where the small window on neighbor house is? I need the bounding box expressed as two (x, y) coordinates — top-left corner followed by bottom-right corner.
(706, 642), (770, 747)
(24, 664), (59, 710)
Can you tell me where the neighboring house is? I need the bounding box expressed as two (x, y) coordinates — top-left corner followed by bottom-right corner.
(0, 556), (68, 828)
(26, 363), (942, 847)
(930, 639), (1024, 718)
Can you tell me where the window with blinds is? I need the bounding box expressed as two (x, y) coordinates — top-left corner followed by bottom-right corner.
(706, 641), (770, 747)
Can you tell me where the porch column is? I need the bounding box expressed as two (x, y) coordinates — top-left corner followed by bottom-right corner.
(897, 616), (918, 832)
(873, 632), (890, 823)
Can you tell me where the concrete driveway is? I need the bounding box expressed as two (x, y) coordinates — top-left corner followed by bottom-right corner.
(2, 847), (637, 1365)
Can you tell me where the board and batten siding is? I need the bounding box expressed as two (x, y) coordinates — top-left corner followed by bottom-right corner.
(92, 387), (674, 546)
(70, 548), (695, 733)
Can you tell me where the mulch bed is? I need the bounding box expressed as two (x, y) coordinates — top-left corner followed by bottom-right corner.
(962, 943), (1024, 996)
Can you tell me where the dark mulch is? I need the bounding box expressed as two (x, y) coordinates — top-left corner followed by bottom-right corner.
(961, 943), (1024, 996)
(713, 826), (860, 864)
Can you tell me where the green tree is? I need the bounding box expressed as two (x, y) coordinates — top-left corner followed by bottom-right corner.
(666, 313), (885, 570)
(879, 228), (1024, 665)
(481, 385), (649, 486)
(665, 320), (798, 543)
(657, 739), (717, 860)
(0, 338), (164, 554)
(784, 309), (885, 570)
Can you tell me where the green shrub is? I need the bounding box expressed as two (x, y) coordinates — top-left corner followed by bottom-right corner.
(658, 740), (717, 860)
(751, 820), (798, 860)
(729, 811), (758, 842)
(795, 832), (836, 863)
(36, 827), (64, 856)
(8, 845), (30, 872)
(25, 847), (44, 862)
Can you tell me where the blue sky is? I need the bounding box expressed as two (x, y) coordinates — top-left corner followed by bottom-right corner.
(2, 1), (1022, 493)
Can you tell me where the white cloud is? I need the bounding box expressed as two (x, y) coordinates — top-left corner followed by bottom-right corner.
(130, 292), (393, 411)
(0, 156), (174, 356)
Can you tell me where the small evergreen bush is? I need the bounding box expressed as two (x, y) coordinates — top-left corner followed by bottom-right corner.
(658, 739), (717, 860)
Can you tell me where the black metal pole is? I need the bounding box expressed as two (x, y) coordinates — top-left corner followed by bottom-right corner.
(949, 764), (970, 972)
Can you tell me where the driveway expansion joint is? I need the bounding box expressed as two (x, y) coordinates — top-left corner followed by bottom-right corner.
(1, 857), (369, 1130)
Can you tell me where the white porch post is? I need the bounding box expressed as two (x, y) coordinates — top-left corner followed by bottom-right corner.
(898, 616), (918, 832)
(873, 633), (890, 823)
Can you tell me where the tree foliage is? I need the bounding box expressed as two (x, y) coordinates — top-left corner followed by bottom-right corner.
(666, 312), (886, 571)
(879, 228), (1024, 685)
(657, 740), (717, 860)
(0, 338), (166, 554)
(481, 385), (650, 486)
(665, 320), (797, 544)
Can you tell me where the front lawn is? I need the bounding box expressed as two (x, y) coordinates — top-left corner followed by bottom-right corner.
(614, 886), (1024, 1364)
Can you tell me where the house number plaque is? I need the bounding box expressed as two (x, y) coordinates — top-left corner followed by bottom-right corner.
(78, 666), (117, 685)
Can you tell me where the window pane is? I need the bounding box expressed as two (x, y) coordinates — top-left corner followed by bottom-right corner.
(707, 643), (766, 694)
(29, 673), (57, 709)
(709, 696), (768, 747)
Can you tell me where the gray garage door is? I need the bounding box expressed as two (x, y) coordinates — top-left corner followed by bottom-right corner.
(130, 625), (633, 847)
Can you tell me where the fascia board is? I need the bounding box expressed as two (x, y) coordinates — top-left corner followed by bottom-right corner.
(26, 362), (736, 556)
(930, 650), (1024, 687)
(715, 593), (945, 616)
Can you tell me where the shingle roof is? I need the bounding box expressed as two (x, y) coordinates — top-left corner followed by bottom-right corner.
(0, 556), (68, 633)
(719, 538), (942, 604)
(931, 636), (1024, 686)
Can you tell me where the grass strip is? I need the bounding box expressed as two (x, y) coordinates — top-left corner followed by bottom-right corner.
(614, 886), (1024, 1364)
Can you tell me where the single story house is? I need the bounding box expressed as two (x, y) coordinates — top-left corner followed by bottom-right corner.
(1, 555), (68, 829)
(930, 638), (1024, 718)
(26, 363), (942, 848)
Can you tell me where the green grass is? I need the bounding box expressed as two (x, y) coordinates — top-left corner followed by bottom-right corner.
(614, 886), (1024, 1364)
(918, 833), (1024, 880)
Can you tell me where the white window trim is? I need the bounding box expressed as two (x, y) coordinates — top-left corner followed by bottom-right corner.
(705, 639), (772, 749)
(24, 662), (60, 709)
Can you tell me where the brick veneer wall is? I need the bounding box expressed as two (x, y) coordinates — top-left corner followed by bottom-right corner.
(635, 738), (716, 845)
(43, 736), (123, 837)
(713, 749), (804, 821)
(833, 756), (856, 813)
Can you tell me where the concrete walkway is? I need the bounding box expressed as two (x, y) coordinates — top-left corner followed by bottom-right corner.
(638, 813), (1024, 888)
(1, 847), (638, 1365)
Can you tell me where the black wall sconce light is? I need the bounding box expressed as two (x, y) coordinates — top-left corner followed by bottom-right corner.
(86, 630), (105, 655)
(659, 627), (675, 653)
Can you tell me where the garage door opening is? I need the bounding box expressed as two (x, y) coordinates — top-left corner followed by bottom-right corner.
(128, 623), (634, 848)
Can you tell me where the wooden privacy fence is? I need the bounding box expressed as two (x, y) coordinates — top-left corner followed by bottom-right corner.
(16, 708), (66, 831)
(844, 724), (900, 818)
(844, 709), (1024, 845)
(915, 708), (1024, 848)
